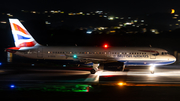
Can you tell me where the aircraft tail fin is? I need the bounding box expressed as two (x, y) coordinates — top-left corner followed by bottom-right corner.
(9, 18), (40, 47)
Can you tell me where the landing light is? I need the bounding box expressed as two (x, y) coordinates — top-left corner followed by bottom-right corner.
(0, 63), (1, 66)
(149, 65), (155, 71)
(149, 67), (154, 71)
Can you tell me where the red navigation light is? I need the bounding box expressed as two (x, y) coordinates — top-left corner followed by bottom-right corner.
(104, 44), (108, 48)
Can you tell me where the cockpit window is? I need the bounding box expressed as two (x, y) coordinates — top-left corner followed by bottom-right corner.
(162, 52), (168, 55)
(152, 53), (159, 56)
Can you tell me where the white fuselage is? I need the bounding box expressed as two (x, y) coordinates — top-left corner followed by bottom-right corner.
(7, 18), (176, 70)
(14, 46), (176, 66)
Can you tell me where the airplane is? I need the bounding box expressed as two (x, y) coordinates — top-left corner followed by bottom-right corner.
(6, 18), (176, 74)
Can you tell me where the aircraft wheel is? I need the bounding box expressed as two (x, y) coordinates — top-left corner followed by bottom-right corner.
(151, 71), (154, 74)
(90, 69), (96, 74)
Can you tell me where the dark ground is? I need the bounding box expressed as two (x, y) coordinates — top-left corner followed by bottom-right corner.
(1, 85), (180, 101)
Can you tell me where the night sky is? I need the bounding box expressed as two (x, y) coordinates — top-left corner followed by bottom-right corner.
(0, 0), (180, 52)
(0, 0), (180, 62)
(1, 0), (179, 15)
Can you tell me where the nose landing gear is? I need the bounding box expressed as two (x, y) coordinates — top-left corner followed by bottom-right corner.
(149, 65), (155, 74)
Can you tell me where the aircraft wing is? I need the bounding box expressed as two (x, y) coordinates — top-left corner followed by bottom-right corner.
(65, 54), (116, 63)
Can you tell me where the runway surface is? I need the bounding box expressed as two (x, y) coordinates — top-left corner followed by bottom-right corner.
(0, 64), (180, 84)
(1, 64), (180, 100)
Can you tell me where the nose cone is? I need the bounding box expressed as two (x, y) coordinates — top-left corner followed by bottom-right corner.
(169, 55), (176, 63)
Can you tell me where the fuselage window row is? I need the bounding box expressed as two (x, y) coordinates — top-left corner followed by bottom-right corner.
(49, 52), (169, 56)
(49, 51), (148, 55)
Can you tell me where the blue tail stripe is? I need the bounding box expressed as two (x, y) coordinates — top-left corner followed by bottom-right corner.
(17, 34), (30, 40)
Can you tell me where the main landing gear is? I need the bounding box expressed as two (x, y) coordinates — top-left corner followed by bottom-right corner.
(90, 69), (96, 74)
(90, 62), (125, 74)
(90, 64), (99, 74)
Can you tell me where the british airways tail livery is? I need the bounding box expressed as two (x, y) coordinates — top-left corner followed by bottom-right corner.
(6, 18), (176, 74)
(9, 19), (40, 47)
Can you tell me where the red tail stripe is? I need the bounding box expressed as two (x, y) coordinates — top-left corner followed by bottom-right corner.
(19, 42), (36, 47)
(12, 23), (29, 35)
